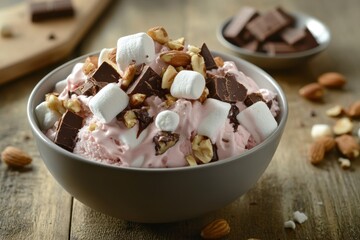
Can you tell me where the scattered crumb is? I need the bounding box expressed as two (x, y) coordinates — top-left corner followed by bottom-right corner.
(310, 110), (317, 117)
(48, 33), (56, 40)
(284, 220), (296, 229)
(293, 211), (308, 224)
(317, 201), (323, 205)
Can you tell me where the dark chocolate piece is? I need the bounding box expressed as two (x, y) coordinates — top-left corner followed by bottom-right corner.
(246, 8), (293, 41)
(92, 61), (120, 83)
(293, 28), (319, 51)
(126, 66), (166, 97)
(133, 108), (153, 137)
(200, 43), (218, 70)
(242, 39), (259, 52)
(207, 73), (248, 102)
(281, 27), (306, 45)
(223, 7), (258, 42)
(54, 110), (83, 151)
(153, 131), (180, 155)
(244, 92), (265, 107)
(228, 103), (240, 131)
(211, 144), (219, 162)
(30, 0), (75, 22)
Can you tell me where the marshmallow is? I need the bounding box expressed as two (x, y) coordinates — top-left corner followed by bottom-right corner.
(197, 98), (231, 142)
(293, 211), (308, 224)
(155, 110), (180, 132)
(35, 101), (61, 130)
(54, 79), (67, 94)
(89, 83), (129, 123)
(236, 101), (278, 143)
(170, 70), (205, 100)
(311, 124), (332, 140)
(116, 32), (155, 71)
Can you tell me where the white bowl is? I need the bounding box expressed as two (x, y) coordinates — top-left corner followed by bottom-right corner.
(217, 12), (331, 69)
(27, 51), (288, 223)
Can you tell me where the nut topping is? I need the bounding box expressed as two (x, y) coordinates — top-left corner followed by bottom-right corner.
(161, 65), (178, 89)
(160, 50), (191, 67)
(124, 110), (137, 128)
(147, 26), (169, 44)
(153, 131), (180, 155)
(191, 54), (206, 77)
(192, 135), (213, 164)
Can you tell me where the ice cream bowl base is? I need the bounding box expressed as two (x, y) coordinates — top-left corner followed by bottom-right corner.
(217, 12), (331, 69)
(27, 51), (288, 223)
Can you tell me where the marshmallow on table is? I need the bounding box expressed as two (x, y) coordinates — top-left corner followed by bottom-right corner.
(170, 70), (205, 100)
(236, 101), (278, 143)
(35, 101), (61, 130)
(89, 83), (129, 123)
(116, 32), (155, 72)
(155, 110), (180, 132)
(197, 98), (231, 142)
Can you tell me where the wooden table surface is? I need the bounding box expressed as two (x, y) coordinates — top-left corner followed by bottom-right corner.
(1, 0), (359, 239)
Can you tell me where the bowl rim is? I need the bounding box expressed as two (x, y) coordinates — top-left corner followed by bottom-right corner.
(27, 51), (288, 173)
(217, 11), (331, 59)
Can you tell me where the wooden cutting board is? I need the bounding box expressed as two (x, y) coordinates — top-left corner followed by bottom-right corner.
(0, 0), (111, 85)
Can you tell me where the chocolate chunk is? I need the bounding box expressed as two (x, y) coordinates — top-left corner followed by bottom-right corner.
(126, 66), (166, 97)
(207, 73), (247, 102)
(212, 144), (219, 162)
(200, 43), (218, 70)
(242, 39), (259, 52)
(30, 0), (75, 22)
(153, 131), (180, 155)
(262, 42), (297, 55)
(92, 61), (120, 83)
(223, 6), (258, 43)
(133, 108), (153, 137)
(281, 27), (306, 45)
(293, 28), (319, 51)
(54, 110), (83, 151)
(246, 8), (293, 41)
(244, 92), (265, 107)
(228, 104), (240, 131)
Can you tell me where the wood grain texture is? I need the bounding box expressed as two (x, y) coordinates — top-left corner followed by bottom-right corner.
(1, 0), (360, 239)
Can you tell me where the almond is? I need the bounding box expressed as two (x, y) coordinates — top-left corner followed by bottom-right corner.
(1, 146), (32, 168)
(200, 219), (230, 239)
(318, 72), (346, 88)
(160, 50), (191, 67)
(347, 100), (360, 118)
(299, 83), (324, 101)
(335, 134), (360, 159)
(326, 105), (344, 117)
(309, 140), (326, 165)
(213, 56), (224, 67)
(319, 136), (336, 152)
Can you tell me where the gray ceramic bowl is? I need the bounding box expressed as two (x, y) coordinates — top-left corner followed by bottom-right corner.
(217, 12), (331, 69)
(27, 51), (288, 223)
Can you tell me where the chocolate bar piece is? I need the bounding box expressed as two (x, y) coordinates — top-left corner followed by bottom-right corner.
(153, 131), (180, 155)
(228, 103), (240, 131)
(54, 110), (83, 151)
(281, 27), (306, 45)
(224, 7), (258, 43)
(200, 43), (218, 70)
(262, 42), (297, 55)
(30, 0), (75, 22)
(244, 92), (266, 107)
(133, 108), (153, 137)
(246, 8), (293, 41)
(293, 28), (319, 51)
(126, 66), (167, 97)
(92, 62), (120, 83)
(206, 73), (248, 102)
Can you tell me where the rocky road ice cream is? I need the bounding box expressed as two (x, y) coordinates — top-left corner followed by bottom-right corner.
(35, 26), (280, 168)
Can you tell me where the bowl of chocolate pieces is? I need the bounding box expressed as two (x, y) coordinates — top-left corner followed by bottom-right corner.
(218, 6), (331, 69)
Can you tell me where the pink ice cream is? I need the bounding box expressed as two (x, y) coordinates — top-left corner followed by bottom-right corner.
(36, 27), (280, 168)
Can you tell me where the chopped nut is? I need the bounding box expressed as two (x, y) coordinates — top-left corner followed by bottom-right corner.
(121, 64), (136, 89)
(160, 50), (191, 67)
(109, 48), (117, 63)
(187, 45), (201, 56)
(46, 93), (66, 114)
(82, 61), (97, 75)
(185, 155), (198, 166)
(199, 87), (209, 103)
(200, 219), (230, 239)
(124, 110), (137, 128)
(191, 54), (206, 77)
(84, 55), (99, 68)
(130, 93), (146, 107)
(64, 98), (81, 113)
(147, 26), (169, 44)
(167, 37), (185, 50)
(338, 157), (351, 169)
(213, 56), (224, 67)
(88, 123), (97, 131)
(165, 94), (177, 107)
(333, 117), (353, 135)
(326, 105), (344, 117)
(161, 65), (178, 89)
(347, 100), (360, 118)
(192, 135), (213, 164)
